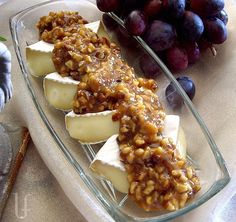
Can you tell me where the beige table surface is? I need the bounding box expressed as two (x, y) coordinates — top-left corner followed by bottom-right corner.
(1, 0), (236, 222)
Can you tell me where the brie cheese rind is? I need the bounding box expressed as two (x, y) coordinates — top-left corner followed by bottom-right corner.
(90, 134), (128, 193)
(162, 115), (179, 144)
(90, 115), (187, 193)
(26, 40), (55, 77)
(85, 20), (103, 35)
(43, 72), (79, 111)
(65, 110), (120, 144)
(26, 21), (107, 77)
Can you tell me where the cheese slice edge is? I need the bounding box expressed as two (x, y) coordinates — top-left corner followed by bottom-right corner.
(65, 110), (120, 143)
(43, 72), (79, 111)
(26, 21), (107, 77)
(90, 115), (187, 193)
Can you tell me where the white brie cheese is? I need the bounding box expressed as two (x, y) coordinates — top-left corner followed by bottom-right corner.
(43, 72), (79, 111)
(85, 20), (101, 34)
(26, 21), (105, 77)
(90, 115), (187, 193)
(163, 115), (179, 144)
(176, 127), (187, 158)
(65, 110), (119, 144)
(87, 20), (110, 40)
(90, 134), (128, 193)
(26, 40), (55, 77)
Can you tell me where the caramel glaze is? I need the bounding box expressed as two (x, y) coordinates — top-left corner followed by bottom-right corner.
(38, 12), (201, 211)
(37, 11), (88, 43)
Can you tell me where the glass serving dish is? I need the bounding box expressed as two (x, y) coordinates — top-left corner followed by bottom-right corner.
(10, 0), (230, 221)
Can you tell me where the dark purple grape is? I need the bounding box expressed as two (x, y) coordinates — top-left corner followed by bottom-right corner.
(198, 38), (212, 50)
(116, 26), (137, 49)
(118, 0), (146, 18)
(203, 17), (227, 44)
(166, 46), (188, 71)
(165, 76), (195, 107)
(123, 0), (146, 9)
(184, 42), (200, 64)
(102, 14), (118, 31)
(96, 0), (120, 12)
(144, 20), (176, 52)
(162, 0), (186, 20)
(215, 9), (228, 25)
(124, 10), (147, 36)
(186, 0), (191, 9)
(190, 0), (224, 17)
(178, 11), (204, 42)
(143, 0), (162, 18)
(139, 54), (161, 78)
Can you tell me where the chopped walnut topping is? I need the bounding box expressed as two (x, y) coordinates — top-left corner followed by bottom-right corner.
(37, 11), (88, 43)
(52, 27), (120, 81)
(38, 11), (201, 212)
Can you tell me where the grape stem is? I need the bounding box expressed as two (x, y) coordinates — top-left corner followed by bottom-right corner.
(210, 45), (217, 57)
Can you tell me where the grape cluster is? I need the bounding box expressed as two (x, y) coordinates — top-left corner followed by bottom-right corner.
(96, 0), (228, 73)
(96, 0), (228, 106)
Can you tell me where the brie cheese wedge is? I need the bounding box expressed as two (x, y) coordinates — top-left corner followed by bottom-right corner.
(43, 72), (79, 111)
(176, 127), (187, 158)
(90, 115), (187, 193)
(90, 134), (128, 193)
(26, 40), (55, 77)
(26, 21), (108, 77)
(65, 110), (120, 144)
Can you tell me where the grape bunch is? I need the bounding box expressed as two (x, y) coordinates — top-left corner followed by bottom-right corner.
(96, 0), (228, 106)
(96, 0), (228, 73)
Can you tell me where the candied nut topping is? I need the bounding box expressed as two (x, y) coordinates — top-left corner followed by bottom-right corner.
(37, 11), (201, 211)
(37, 11), (88, 43)
(52, 26), (120, 82)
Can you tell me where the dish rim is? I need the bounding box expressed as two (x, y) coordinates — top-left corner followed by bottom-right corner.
(9, 0), (230, 221)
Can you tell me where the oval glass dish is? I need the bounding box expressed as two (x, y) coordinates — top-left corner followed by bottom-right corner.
(10, 0), (230, 221)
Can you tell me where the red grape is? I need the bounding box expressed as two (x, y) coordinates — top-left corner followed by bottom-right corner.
(165, 76), (195, 108)
(184, 42), (200, 64)
(162, 0), (186, 20)
(203, 17), (227, 44)
(139, 54), (161, 78)
(178, 11), (204, 42)
(166, 46), (188, 71)
(96, 0), (120, 12)
(143, 0), (162, 18)
(190, 0), (224, 17)
(124, 10), (147, 36)
(145, 20), (176, 52)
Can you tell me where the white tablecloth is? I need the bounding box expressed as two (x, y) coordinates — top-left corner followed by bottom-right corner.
(1, 0), (236, 221)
